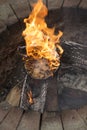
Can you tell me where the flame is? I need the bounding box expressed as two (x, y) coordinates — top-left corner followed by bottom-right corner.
(27, 90), (34, 104)
(22, 0), (63, 78)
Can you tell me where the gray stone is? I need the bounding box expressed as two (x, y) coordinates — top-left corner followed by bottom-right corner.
(48, 0), (63, 9)
(0, 0), (10, 5)
(29, 0), (62, 10)
(57, 73), (87, 92)
(0, 20), (7, 33)
(9, 0), (30, 18)
(0, 3), (17, 33)
(63, 0), (80, 7)
(79, 0), (87, 9)
(29, 0), (46, 6)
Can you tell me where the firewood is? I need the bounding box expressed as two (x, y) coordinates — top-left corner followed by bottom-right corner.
(6, 83), (22, 107)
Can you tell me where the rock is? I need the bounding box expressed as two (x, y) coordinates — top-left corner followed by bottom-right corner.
(6, 85), (21, 107)
(79, 0), (87, 9)
(63, 0), (80, 7)
(0, 20), (7, 33)
(0, 0), (10, 5)
(0, 0), (30, 33)
(29, 0), (46, 6)
(29, 0), (62, 10)
(9, 0), (30, 18)
(48, 0), (63, 9)
(58, 72), (87, 92)
(0, 3), (18, 33)
(57, 41), (87, 92)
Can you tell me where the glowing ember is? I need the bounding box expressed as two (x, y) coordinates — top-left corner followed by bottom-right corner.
(22, 0), (63, 79)
(27, 91), (34, 104)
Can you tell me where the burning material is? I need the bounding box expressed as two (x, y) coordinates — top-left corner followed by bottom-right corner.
(20, 75), (48, 113)
(27, 90), (34, 104)
(20, 0), (64, 112)
(22, 0), (63, 79)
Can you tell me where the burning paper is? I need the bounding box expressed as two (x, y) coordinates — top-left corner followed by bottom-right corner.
(22, 0), (63, 79)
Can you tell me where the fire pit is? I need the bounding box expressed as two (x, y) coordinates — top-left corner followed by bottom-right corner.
(0, 0), (87, 114)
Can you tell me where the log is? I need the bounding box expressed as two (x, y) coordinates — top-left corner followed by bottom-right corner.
(58, 88), (87, 110)
(57, 41), (87, 110)
(6, 86), (21, 107)
(45, 75), (58, 112)
(57, 41), (87, 92)
(6, 80), (23, 107)
(20, 75), (48, 113)
(61, 41), (87, 71)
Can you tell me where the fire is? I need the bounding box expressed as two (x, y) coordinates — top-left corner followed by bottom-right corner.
(27, 91), (34, 104)
(22, 0), (63, 79)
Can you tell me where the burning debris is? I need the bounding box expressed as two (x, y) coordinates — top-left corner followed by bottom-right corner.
(27, 90), (34, 104)
(20, 0), (63, 112)
(20, 75), (48, 113)
(22, 0), (63, 79)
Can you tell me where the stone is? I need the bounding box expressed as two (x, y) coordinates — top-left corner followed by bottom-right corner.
(58, 73), (87, 92)
(0, 3), (18, 33)
(0, 0), (10, 5)
(79, 0), (87, 9)
(29, 0), (62, 10)
(48, 0), (63, 10)
(0, 20), (7, 33)
(63, 0), (81, 7)
(9, 0), (30, 18)
(29, 0), (46, 6)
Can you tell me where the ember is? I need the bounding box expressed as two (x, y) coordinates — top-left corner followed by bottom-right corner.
(22, 0), (63, 79)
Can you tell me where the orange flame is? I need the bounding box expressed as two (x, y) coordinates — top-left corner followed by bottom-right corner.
(22, 0), (63, 77)
(27, 90), (33, 104)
